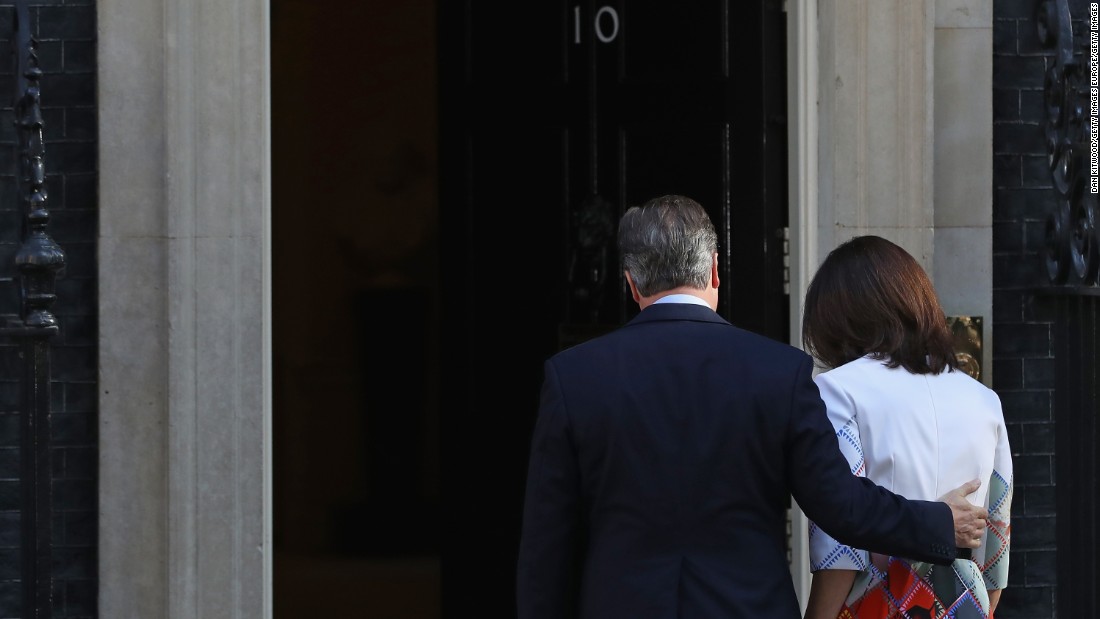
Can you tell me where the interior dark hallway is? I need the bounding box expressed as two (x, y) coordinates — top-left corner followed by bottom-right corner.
(270, 0), (441, 616)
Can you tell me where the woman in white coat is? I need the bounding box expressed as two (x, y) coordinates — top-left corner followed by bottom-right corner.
(801, 235), (1012, 619)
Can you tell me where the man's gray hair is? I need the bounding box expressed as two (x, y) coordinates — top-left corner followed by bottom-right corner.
(617, 195), (718, 297)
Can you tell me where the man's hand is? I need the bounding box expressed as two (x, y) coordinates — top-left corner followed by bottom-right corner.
(941, 479), (988, 549)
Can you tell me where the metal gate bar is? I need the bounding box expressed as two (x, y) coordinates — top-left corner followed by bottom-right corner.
(1052, 293), (1100, 615)
(0, 2), (66, 616)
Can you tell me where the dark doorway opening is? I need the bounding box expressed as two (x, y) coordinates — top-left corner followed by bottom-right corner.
(271, 1), (441, 617)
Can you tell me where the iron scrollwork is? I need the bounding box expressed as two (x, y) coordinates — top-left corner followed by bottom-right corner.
(15, 42), (64, 330)
(1038, 0), (1100, 286)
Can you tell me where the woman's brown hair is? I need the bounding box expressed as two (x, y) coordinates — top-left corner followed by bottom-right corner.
(801, 235), (957, 374)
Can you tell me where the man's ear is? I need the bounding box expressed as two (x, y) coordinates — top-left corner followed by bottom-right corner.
(710, 252), (720, 289)
(624, 271), (642, 303)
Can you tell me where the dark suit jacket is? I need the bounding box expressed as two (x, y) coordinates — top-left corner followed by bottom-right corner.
(516, 303), (958, 619)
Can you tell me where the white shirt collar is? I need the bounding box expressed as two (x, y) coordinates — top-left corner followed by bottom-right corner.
(653, 294), (710, 307)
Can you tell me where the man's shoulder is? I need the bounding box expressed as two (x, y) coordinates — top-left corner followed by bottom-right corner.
(548, 314), (810, 368)
(725, 324), (810, 364)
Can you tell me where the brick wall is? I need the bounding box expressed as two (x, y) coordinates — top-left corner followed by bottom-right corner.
(991, 0), (1070, 616)
(0, 1), (97, 617)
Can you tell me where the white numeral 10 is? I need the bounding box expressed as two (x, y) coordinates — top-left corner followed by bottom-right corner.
(574, 5), (620, 44)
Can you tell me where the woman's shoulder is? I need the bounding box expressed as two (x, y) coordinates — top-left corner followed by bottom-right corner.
(814, 355), (891, 383)
(812, 357), (902, 408)
(935, 366), (1004, 406)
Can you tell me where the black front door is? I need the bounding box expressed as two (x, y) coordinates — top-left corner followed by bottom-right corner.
(439, 1), (787, 614)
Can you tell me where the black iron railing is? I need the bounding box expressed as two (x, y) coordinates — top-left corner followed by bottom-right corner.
(0, 2), (65, 617)
(1036, 0), (1100, 615)
(1038, 0), (1098, 286)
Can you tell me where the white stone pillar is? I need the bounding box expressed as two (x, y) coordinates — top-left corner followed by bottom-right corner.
(787, 0), (819, 608)
(817, 0), (936, 266)
(933, 0), (994, 385)
(98, 0), (272, 615)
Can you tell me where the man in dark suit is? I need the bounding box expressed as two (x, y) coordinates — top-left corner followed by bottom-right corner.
(516, 195), (987, 618)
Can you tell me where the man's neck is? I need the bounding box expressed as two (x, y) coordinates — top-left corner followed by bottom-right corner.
(638, 287), (715, 311)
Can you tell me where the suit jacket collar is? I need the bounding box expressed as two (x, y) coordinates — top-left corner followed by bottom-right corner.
(626, 302), (730, 327)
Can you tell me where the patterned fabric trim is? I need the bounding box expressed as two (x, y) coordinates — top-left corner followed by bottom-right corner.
(810, 520), (870, 571)
(836, 418), (865, 476)
(809, 418), (869, 572)
(980, 469), (1012, 591)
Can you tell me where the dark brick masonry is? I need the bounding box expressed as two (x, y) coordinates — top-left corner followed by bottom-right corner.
(990, 0), (1078, 616)
(0, 1), (98, 618)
